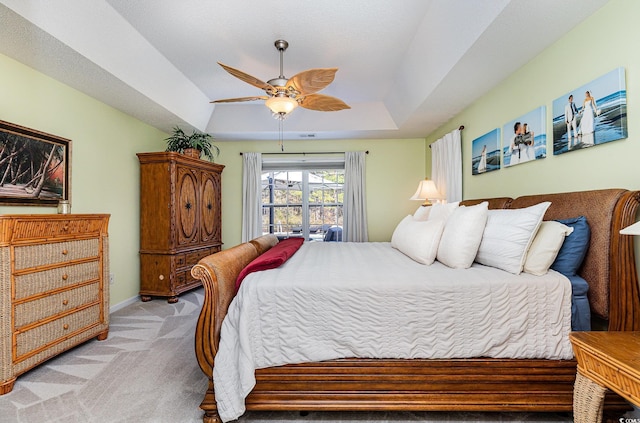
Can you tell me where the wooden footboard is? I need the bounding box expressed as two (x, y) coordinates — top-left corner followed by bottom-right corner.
(192, 190), (640, 423)
(248, 358), (628, 413)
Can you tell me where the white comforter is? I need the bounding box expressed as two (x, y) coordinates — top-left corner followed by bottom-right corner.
(214, 242), (573, 422)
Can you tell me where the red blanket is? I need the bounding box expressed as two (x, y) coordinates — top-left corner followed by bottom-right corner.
(235, 237), (304, 291)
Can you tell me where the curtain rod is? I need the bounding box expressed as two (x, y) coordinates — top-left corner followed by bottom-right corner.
(428, 125), (464, 149)
(240, 151), (369, 156)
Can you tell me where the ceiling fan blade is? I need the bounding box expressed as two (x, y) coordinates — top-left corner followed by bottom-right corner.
(218, 62), (273, 92)
(210, 96), (269, 104)
(286, 68), (337, 95)
(299, 94), (350, 111)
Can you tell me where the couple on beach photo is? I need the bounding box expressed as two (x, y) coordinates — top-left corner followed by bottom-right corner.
(552, 67), (627, 156)
(564, 91), (599, 150)
(508, 121), (535, 165)
(503, 106), (546, 168)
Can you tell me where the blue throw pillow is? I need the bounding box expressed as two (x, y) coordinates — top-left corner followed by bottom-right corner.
(567, 274), (591, 331)
(550, 216), (590, 276)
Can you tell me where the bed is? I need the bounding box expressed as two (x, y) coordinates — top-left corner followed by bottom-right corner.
(191, 188), (640, 423)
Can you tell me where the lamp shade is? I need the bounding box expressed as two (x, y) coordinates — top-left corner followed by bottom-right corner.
(620, 221), (640, 235)
(410, 179), (443, 206)
(265, 96), (298, 115)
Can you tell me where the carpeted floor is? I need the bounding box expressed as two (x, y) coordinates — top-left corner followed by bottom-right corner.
(0, 288), (626, 422)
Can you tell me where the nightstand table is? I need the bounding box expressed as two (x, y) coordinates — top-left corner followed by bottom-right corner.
(570, 331), (640, 423)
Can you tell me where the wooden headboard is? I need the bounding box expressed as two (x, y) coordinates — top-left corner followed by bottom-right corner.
(463, 188), (640, 331)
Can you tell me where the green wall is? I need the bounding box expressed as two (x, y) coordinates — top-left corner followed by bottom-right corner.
(0, 53), (166, 307)
(426, 0), (640, 199)
(215, 138), (426, 248)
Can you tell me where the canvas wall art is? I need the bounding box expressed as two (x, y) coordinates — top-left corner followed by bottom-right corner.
(552, 67), (627, 155)
(0, 120), (70, 206)
(472, 128), (500, 175)
(502, 106), (547, 168)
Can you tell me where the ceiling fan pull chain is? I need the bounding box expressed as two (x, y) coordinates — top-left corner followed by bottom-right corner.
(279, 119), (284, 151)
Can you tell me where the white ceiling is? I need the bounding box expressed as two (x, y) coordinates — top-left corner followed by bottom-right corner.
(0, 0), (610, 141)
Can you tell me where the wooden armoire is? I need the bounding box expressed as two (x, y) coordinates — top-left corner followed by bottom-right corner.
(137, 152), (224, 303)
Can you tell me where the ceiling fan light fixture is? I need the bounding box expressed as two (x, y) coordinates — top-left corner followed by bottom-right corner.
(265, 95), (298, 117)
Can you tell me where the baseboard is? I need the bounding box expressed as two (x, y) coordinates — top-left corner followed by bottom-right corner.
(109, 295), (140, 314)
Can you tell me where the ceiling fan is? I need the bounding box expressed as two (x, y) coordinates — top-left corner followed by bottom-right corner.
(211, 39), (350, 120)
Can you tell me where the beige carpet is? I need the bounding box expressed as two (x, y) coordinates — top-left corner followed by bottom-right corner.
(0, 288), (617, 422)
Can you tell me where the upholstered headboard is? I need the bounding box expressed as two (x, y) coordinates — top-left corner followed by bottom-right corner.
(462, 189), (640, 330)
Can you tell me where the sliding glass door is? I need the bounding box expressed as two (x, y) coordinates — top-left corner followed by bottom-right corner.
(261, 170), (344, 241)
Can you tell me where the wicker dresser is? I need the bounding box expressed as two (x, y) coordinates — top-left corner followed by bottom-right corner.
(0, 214), (110, 395)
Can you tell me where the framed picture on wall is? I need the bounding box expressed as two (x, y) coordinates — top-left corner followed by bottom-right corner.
(502, 106), (546, 168)
(552, 67), (627, 155)
(0, 120), (71, 206)
(471, 128), (500, 175)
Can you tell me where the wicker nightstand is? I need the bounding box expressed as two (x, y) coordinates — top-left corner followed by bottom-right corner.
(570, 331), (640, 423)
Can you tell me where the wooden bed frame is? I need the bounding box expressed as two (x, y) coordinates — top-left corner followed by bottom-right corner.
(191, 189), (640, 423)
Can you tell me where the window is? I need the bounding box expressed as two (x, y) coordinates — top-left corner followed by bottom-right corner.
(261, 168), (344, 242)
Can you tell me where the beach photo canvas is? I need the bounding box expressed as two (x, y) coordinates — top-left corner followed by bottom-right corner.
(502, 106), (547, 168)
(552, 67), (627, 155)
(472, 128), (500, 175)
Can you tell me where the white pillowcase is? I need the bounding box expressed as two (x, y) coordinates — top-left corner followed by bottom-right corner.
(524, 221), (574, 276)
(475, 201), (551, 274)
(429, 201), (460, 222)
(413, 205), (431, 221)
(436, 202), (488, 269)
(391, 215), (445, 265)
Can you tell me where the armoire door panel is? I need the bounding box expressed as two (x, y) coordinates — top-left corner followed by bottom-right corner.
(201, 171), (221, 243)
(176, 166), (199, 246)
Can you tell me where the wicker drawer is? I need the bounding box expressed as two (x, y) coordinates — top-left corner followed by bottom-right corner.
(14, 239), (99, 270)
(14, 261), (100, 300)
(9, 218), (105, 242)
(14, 304), (102, 361)
(14, 283), (101, 329)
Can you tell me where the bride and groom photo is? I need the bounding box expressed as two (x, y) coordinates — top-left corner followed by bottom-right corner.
(503, 106), (546, 168)
(552, 67), (627, 155)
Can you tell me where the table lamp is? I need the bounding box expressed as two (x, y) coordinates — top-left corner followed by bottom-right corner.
(410, 179), (443, 206)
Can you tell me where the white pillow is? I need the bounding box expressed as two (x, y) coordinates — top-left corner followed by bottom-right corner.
(524, 221), (574, 276)
(391, 215), (445, 265)
(413, 205), (431, 221)
(475, 202), (551, 274)
(429, 201), (460, 222)
(436, 202), (488, 269)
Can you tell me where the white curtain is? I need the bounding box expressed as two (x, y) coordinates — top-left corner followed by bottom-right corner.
(431, 129), (462, 203)
(343, 151), (368, 242)
(241, 152), (262, 242)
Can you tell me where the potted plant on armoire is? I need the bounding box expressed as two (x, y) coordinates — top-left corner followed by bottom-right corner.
(164, 126), (220, 161)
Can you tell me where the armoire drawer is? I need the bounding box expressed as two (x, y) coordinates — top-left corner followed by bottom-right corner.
(14, 283), (101, 329)
(185, 248), (212, 267)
